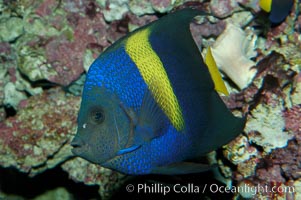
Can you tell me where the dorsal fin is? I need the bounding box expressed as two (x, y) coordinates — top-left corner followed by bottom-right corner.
(205, 47), (229, 96)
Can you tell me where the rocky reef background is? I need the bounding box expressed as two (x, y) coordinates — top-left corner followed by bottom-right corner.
(0, 0), (301, 199)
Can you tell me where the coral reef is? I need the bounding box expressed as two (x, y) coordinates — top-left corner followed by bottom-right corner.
(223, 135), (258, 165)
(225, 51), (301, 199)
(16, 0), (109, 86)
(245, 102), (294, 153)
(0, 88), (79, 175)
(62, 158), (127, 199)
(0, 0), (300, 199)
(211, 22), (257, 89)
(0, 17), (24, 42)
(101, 0), (184, 21)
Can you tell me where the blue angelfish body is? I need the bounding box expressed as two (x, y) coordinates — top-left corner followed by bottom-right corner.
(71, 8), (245, 175)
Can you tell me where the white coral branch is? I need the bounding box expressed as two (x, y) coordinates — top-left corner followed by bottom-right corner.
(211, 23), (257, 89)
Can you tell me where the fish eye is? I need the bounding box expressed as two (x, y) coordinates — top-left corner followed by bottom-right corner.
(89, 107), (105, 124)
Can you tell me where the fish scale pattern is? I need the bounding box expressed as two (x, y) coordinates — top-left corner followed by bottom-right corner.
(125, 28), (185, 131)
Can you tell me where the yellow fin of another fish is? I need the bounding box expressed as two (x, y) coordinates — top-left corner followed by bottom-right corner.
(259, 0), (272, 12)
(205, 47), (229, 96)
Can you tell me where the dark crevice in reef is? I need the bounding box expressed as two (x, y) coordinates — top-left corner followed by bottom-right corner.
(0, 166), (100, 200)
(4, 106), (16, 118)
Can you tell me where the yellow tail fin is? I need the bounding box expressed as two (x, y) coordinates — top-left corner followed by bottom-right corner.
(259, 0), (272, 12)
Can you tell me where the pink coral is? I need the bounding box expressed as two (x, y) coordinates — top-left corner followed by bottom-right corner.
(191, 20), (226, 39)
(210, 0), (241, 18)
(256, 165), (286, 183)
(270, 139), (301, 179)
(35, 0), (58, 17)
(0, 42), (11, 55)
(45, 11), (108, 85)
(224, 52), (296, 113)
(0, 88), (80, 175)
(62, 158), (127, 199)
(222, 50), (300, 198)
(283, 105), (301, 137)
(151, 0), (174, 12)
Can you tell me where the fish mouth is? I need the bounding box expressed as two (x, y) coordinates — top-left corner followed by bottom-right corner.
(71, 136), (110, 165)
(70, 137), (88, 156)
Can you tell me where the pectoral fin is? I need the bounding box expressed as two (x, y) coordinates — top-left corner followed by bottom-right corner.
(136, 84), (168, 141)
(117, 145), (141, 156)
(120, 84), (167, 151)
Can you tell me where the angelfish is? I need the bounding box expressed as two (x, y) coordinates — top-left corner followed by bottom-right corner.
(71, 8), (245, 175)
(259, 0), (294, 24)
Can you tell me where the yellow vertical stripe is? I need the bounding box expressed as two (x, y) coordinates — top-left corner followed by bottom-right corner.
(125, 29), (185, 131)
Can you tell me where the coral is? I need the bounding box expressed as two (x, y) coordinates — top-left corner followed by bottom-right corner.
(236, 0), (260, 11)
(256, 165), (286, 183)
(100, 0), (187, 22)
(1, 40), (44, 110)
(0, 17), (24, 42)
(192, 19), (226, 39)
(209, 0), (241, 18)
(211, 23), (257, 89)
(101, 0), (130, 21)
(0, 85), (127, 198)
(269, 139), (301, 180)
(128, 0), (154, 16)
(126, 13), (158, 32)
(32, 187), (72, 200)
(245, 102), (294, 153)
(150, 0), (176, 13)
(235, 157), (259, 180)
(15, 0), (108, 86)
(62, 158), (127, 200)
(0, 42), (10, 107)
(221, 50), (301, 199)
(223, 135), (257, 165)
(100, 0), (161, 20)
(0, 88), (79, 175)
(235, 180), (257, 199)
(226, 11), (254, 27)
(283, 105), (301, 137)
(0, 40), (43, 111)
(17, 36), (56, 83)
(290, 80), (301, 106)
(293, 179), (301, 199)
(1, 187), (73, 200)
(208, 0), (259, 19)
(3, 82), (27, 110)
